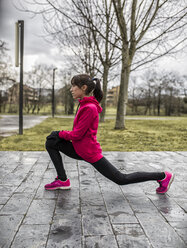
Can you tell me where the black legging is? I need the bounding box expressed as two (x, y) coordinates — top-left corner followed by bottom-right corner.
(45, 139), (165, 184)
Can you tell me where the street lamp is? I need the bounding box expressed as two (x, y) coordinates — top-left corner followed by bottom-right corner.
(52, 68), (57, 118)
(15, 20), (24, 135)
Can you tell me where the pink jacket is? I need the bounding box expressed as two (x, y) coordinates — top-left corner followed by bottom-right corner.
(59, 96), (103, 163)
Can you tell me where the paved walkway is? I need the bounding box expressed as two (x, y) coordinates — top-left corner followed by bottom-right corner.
(0, 151), (186, 248)
(0, 115), (48, 137)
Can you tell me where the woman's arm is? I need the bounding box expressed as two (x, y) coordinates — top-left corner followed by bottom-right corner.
(59, 106), (96, 141)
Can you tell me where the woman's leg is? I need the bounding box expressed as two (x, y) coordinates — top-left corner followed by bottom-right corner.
(45, 138), (83, 181)
(91, 157), (165, 185)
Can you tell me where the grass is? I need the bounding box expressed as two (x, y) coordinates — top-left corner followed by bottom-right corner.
(98, 118), (187, 151)
(0, 117), (186, 151)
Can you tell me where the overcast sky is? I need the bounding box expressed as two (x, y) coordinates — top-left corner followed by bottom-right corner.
(0, 0), (68, 73)
(0, 0), (187, 87)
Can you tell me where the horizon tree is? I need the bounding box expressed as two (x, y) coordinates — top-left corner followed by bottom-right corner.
(26, 64), (53, 114)
(0, 40), (17, 112)
(111, 0), (187, 128)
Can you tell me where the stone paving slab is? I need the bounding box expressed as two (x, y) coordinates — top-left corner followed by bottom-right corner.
(0, 151), (186, 248)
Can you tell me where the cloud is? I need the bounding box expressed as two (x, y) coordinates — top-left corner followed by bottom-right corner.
(1, 0), (61, 70)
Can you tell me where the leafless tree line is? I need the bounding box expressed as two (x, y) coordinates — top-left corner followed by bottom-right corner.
(0, 41), (17, 112)
(16, 0), (187, 128)
(0, 41), (186, 116)
(129, 70), (187, 116)
(0, 42), (74, 114)
(1, 0), (187, 123)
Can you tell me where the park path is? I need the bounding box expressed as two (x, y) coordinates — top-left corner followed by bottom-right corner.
(0, 115), (48, 136)
(0, 151), (186, 248)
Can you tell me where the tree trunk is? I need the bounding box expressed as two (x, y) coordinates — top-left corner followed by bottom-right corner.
(132, 88), (135, 114)
(148, 87), (151, 115)
(144, 106), (148, 115)
(177, 97), (180, 116)
(0, 90), (2, 113)
(168, 88), (173, 116)
(100, 64), (109, 122)
(37, 88), (42, 114)
(115, 52), (130, 129)
(157, 86), (161, 116)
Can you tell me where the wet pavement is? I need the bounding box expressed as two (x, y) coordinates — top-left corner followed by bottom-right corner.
(0, 115), (48, 137)
(0, 151), (186, 248)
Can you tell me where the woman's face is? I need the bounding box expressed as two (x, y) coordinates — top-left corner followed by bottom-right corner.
(70, 85), (87, 99)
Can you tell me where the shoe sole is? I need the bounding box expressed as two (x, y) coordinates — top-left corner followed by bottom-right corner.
(166, 173), (175, 192)
(45, 186), (71, 191)
(157, 173), (175, 194)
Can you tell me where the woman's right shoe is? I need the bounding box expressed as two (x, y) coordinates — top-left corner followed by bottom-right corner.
(45, 177), (71, 190)
(156, 171), (174, 194)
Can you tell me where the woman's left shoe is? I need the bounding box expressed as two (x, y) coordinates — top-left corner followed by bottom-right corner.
(45, 178), (71, 190)
(156, 171), (174, 194)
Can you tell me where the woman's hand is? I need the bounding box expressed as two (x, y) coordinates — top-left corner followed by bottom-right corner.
(46, 131), (60, 140)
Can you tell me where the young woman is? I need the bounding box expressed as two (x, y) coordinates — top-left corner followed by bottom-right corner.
(45, 74), (174, 194)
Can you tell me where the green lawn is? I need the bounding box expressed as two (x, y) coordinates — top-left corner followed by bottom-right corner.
(0, 117), (186, 151)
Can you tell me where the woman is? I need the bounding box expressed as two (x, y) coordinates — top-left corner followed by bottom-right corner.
(45, 74), (174, 194)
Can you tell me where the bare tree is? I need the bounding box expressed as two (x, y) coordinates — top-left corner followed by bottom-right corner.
(111, 0), (187, 128)
(0, 41), (17, 87)
(26, 64), (53, 114)
(0, 41), (17, 112)
(134, 70), (185, 116)
(182, 75), (187, 97)
(14, 1), (187, 123)
(57, 72), (75, 115)
(15, 0), (121, 122)
(128, 76), (144, 114)
(67, 0), (121, 121)
(160, 71), (184, 116)
(141, 70), (161, 115)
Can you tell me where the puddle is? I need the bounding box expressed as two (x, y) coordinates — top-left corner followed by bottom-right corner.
(51, 226), (73, 242)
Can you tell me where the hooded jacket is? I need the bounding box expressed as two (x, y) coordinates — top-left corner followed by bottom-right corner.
(58, 96), (103, 163)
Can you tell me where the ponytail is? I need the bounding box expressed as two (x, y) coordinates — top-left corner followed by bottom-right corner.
(92, 78), (103, 103)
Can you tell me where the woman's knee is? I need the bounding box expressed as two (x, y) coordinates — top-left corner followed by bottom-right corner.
(45, 139), (50, 150)
(45, 139), (57, 150)
(113, 172), (127, 185)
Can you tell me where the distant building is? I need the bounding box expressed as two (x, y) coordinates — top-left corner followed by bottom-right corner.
(106, 86), (120, 106)
(7, 83), (38, 105)
(35, 88), (52, 97)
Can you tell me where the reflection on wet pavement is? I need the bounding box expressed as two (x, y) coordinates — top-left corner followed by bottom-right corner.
(0, 151), (186, 247)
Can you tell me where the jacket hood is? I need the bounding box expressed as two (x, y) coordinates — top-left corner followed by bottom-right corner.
(79, 96), (102, 113)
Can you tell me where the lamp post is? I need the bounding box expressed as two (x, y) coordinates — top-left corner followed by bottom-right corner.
(52, 68), (57, 118)
(15, 20), (24, 135)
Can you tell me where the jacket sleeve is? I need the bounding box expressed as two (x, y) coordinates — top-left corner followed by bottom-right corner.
(59, 106), (96, 141)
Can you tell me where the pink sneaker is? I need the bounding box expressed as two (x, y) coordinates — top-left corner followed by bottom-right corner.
(45, 177), (71, 190)
(156, 171), (174, 194)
